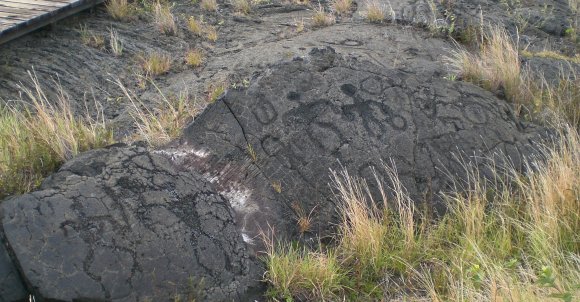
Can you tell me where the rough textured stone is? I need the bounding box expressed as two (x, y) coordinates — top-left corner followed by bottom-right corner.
(170, 47), (548, 242)
(0, 237), (27, 302)
(0, 145), (263, 302)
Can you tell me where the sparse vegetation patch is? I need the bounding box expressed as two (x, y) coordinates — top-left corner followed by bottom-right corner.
(153, 1), (177, 35)
(0, 75), (113, 198)
(312, 5), (335, 27)
(117, 81), (200, 147)
(332, 0), (353, 16)
(185, 49), (204, 67)
(232, 0), (252, 15)
(138, 52), (172, 77)
(264, 126), (580, 301)
(201, 0), (218, 12)
(449, 27), (580, 127)
(106, 0), (134, 21)
(364, 0), (386, 23)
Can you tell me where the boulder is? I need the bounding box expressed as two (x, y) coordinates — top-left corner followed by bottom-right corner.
(171, 47), (548, 241)
(0, 145), (263, 302)
(0, 238), (27, 302)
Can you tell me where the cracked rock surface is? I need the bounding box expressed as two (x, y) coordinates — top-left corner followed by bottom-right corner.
(0, 145), (263, 301)
(0, 237), (26, 302)
(172, 47), (549, 241)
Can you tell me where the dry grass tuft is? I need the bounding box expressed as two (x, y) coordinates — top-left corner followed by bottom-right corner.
(201, 0), (218, 12)
(449, 27), (521, 103)
(291, 202), (317, 235)
(262, 233), (346, 301)
(204, 25), (218, 42)
(187, 16), (203, 36)
(109, 28), (124, 56)
(271, 180), (282, 193)
(185, 49), (204, 67)
(312, 5), (335, 27)
(105, 0), (134, 21)
(206, 81), (227, 102)
(364, 0), (386, 23)
(521, 50), (580, 64)
(138, 52), (172, 77)
(153, 1), (177, 35)
(331, 0), (352, 16)
(232, 0), (251, 15)
(449, 26), (580, 127)
(79, 25), (105, 49)
(294, 17), (305, 33)
(116, 80), (199, 147)
(0, 74), (113, 198)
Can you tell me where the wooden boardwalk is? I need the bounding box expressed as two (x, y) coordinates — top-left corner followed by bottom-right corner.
(0, 0), (104, 45)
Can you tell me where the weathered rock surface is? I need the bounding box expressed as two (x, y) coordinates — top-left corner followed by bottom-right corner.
(0, 238), (27, 302)
(170, 47), (548, 241)
(0, 145), (263, 301)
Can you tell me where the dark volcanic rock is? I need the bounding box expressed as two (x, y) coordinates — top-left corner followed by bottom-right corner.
(0, 145), (262, 302)
(171, 47), (547, 242)
(0, 238), (27, 302)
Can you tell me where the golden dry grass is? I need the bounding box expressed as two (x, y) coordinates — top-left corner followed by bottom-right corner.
(0, 74), (113, 198)
(79, 25), (105, 49)
(116, 81), (200, 147)
(232, 0), (251, 15)
(449, 26), (580, 127)
(153, 1), (177, 35)
(201, 0), (218, 12)
(204, 25), (218, 42)
(105, 0), (134, 21)
(185, 49), (204, 67)
(312, 5), (335, 27)
(449, 27), (521, 104)
(109, 28), (123, 56)
(138, 52), (172, 77)
(187, 16), (203, 36)
(331, 0), (352, 16)
(364, 0), (386, 23)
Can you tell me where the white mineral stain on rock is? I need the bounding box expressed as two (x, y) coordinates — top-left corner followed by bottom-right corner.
(153, 148), (209, 161)
(242, 233), (255, 244)
(221, 186), (252, 213)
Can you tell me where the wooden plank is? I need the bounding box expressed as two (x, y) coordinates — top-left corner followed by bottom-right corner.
(1, 0), (68, 9)
(0, 18), (21, 24)
(0, 13), (32, 20)
(4, 0), (72, 5)
(0, 6), (48, 15)
(0, 4), (53, 13)
(0, 1), (66, 10)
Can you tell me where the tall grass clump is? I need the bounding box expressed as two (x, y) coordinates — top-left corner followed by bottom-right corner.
(312, 5), (335, 27)
(264, 126), (580, 301)
(364, 0), (386, 23)
(200, 0), (218, 12)
(0, 75), (113, 198)
(332, 0), (353, 16)
(116, 80), (199, 146)
(232, 0), (251, 15)
(106, 0), (134, 21)
(449, 26), (521, 104)
(450, 26), (580, 128)
(153, 1), (177, 35)
(263, 235), (346, 301)
(138, 51), (172, 77)
(521, 69), (580, 128)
